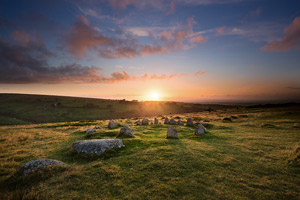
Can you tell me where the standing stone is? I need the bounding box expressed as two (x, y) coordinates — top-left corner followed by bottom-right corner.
(118, 125), (134, 137)
(178, 120), (184, 125)
(108, 120), (117, 129)
(166, 126), (178, 139)
(86, 128), (96, 134)
(187, 118), (194, 126)
(170, 118), (177, 125)
(73, 139), (124, 155)
(194, 124), (207, 135)
(142, 118), (149, 125)
(136, 120), (141, 125)
(164, 117), (170, 124)
(154, 118), (158, 124)
(20, 159), (67, 175)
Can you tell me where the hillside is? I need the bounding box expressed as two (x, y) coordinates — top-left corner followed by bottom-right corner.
(0, 105), (300, 199)
(0, 94), (233, 125)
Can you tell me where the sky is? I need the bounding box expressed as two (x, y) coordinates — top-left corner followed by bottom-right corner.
(0, 0), (300, 102)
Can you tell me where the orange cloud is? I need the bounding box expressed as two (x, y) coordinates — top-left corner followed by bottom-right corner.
(166, 1), (175, 15)
(189, 35), (205, 43)
(158, 17), (205, 51)
(65, 16), (205, 59)
(66, 15), (117, 58)
(11, 30), (30, 45)
(109, 0), (138, 9)
(217, 26), (225, 35)
(261, 17), (300, 52)
(100, 70), (207, 83)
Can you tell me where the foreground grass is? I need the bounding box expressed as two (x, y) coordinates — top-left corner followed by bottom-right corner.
(0, 107), (300, 199)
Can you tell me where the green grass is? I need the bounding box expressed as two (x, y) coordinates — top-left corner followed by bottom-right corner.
(0, 106), (300, 199)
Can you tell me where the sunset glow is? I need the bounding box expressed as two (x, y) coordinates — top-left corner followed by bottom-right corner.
(148, 91), (161, 101)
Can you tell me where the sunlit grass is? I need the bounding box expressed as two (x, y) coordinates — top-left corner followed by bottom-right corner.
(0, 106), (300, 199)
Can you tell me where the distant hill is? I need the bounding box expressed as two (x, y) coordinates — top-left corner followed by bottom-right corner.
(0, 93), (232, 125)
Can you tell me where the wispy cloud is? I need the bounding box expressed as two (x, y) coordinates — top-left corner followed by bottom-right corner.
(106, 0), (250, 9)
(261, 17), (300, 52)
(108, 0), (163, 10)
(174, 0), (248, 6)
(219, 22), (285, 42)
(166, 1), (176, 15)
(65, 15), (206, 59)
(189, 35), (205, 43)
(77, 6), (102, 19)
(217, 26), (225, 35)
(250, 7), (262, 17)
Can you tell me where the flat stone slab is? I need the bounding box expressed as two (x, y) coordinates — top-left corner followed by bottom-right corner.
(20, 158), (67, 175)
(73, 139), (124, 155)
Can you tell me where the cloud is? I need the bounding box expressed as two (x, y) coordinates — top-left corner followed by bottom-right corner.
(0, 35), (206, 84)
(166, 1), (176, 15)
(0, 37), (101, 84)
(189, 35), (205, 43)
(250, 7), (262, 17)
(219, 22), (284, 43)
(106, 0), (249, 9)
(108, 0), (163, 10)
(65, 15), (119, 58)
(115, 65), (124, 69)
(217, 26), (225, 35)
(108, 0), (138, 9)
(65, 15), (205, 59)
(125, 27), (152, 36)
(261, 17), (300, 52)
(77, 6), (101, 18)
(174, 0), (247, 5)
(158, 17), (205, 51)
(99, 70), (207, 83)
(11, 30), (30, 45)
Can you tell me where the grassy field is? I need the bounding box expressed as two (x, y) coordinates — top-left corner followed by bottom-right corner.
(0, 104), (300, 199)
(0, 94), (234, 125)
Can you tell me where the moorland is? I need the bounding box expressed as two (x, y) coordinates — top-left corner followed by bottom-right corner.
(0, 94), (299, 199)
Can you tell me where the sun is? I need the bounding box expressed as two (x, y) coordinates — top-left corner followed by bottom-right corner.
(148, 91), (161, 101)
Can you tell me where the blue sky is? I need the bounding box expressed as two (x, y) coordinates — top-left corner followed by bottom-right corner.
(0, 0), (299, 101)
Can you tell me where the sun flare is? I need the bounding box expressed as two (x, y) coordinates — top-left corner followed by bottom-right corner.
(148, 91), (161, 101)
